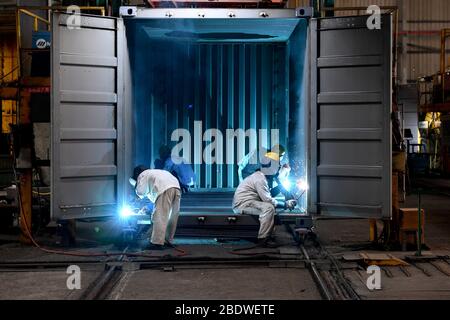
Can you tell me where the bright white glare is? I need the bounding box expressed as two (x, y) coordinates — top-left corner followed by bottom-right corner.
(297, 179), (309, 191)
(280, 178), (291, 191)
(120, 206), (133, 219)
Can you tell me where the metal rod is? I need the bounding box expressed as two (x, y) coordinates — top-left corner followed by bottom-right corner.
(299, 244), (333, 300)
(321, 6), (397, 11)
(416, 189), (422, 256)
(19, 9), (50, 25)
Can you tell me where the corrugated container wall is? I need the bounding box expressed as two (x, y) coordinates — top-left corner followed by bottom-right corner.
(126, 0), (450, 83)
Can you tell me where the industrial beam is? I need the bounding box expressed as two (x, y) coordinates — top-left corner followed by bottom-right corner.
(420, 103), (450, 113)
(18, 90), (32, 245)
(0, 87), (18, 100)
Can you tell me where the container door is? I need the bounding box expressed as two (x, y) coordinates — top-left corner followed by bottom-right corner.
(51, 13), (125, 220)
(309, 14), (392, 218)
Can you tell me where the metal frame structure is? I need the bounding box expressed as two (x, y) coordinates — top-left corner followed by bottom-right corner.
(309, 14), (393, 219)
(143, 0), (288, 8)
(50, 8), (393, 225)
(120, 7), (300, 18)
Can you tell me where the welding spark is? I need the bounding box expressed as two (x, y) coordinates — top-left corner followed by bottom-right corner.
(296, 179), (309, 191)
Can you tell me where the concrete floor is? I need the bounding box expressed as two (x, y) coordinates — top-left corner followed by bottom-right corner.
(0, 185), (449, 300)
(315, 191), (450, 300)
(109, 268), (320, 300)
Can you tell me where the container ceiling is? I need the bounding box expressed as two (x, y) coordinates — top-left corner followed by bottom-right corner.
(134, 18), (302, 43)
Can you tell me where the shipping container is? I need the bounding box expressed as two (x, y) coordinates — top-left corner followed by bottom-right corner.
(51, 8), (393, 230)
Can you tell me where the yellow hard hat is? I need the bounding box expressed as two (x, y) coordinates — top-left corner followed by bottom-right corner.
(265, 151), (280, 162)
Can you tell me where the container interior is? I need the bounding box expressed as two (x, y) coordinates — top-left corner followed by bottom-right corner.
(124, 18), (309, 210)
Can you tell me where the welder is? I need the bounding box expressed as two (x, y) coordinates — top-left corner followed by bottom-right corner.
(232, 160), (297, 248)
(155, 145), (196, 193)
(238, 144), (289, 182)
(238, 144), (292, 200)
(129, 166), (181, 250)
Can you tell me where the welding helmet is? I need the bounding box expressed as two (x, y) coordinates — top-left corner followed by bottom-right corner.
(264, 152), (280, 162)
(158, 145), (172, 161)
(260, 158), (280, 177)
(270, 144), (286, 158)
(129, 165), (149, 187)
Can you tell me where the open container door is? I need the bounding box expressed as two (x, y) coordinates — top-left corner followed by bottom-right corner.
(309, 14), (392, 219)
(51, 13), (125, 220)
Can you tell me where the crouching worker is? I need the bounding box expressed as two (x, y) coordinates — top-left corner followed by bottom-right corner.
(232, 163), (297, 248)
(129, 166), (181, 250)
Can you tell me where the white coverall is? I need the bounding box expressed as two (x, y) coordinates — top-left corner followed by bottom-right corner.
(232, 171), (278, 239)
(135, 169), (181, 245)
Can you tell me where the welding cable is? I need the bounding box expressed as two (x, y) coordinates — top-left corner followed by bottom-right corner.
(228, 244), (281, 256)
(165, 242), (188, 256)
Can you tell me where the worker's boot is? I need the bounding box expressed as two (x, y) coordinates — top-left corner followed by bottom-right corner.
(145, 242), (166, 250)
(257, 238), (279, 248)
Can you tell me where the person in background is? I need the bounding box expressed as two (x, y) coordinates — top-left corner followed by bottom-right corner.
(155, 145), (196, 193)
(233, 161), (297, 248)
(129, 166), (181, 250)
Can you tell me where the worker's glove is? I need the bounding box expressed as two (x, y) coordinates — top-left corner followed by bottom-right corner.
(285, 199), (297, 210)
(274, 200), (286, 209)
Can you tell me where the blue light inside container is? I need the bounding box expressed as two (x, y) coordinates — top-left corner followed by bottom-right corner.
(125, 18), (308, 208)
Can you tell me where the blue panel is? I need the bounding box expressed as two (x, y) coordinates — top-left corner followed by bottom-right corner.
(125, 18), (308, 192)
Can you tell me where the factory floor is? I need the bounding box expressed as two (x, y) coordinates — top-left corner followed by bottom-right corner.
(315, 191), (450, 300)
(0, 186), (449, 300)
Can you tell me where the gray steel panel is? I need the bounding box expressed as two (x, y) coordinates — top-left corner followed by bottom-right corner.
(52, 13), (123, 220)
(318, 92), (381, 104)
(319, 177), (382, 206)
(319, 141), (382, 166)
(60, 54), (118, 67)
(310, 15), (392, 219)
(59, 14), (116, 30)
(60, 28), (116, 56)
(320, 104), (382, 129)
(59, 177), (116, 205)
(60, 165), (117, 178)
(60, 91), (117, 103)
(60, 129), (117, 140)
(60, 141), (115, 166)
(317, 55), (381, 68)
(320, 67), (382, 92)
(59, 66), (115, 92)
(60, 104), (115, 129)
(317, 165), (383, 178)
(122, 8), (298, 19)
(319, 28), (382, 56)
(317, 129), (382, 140)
